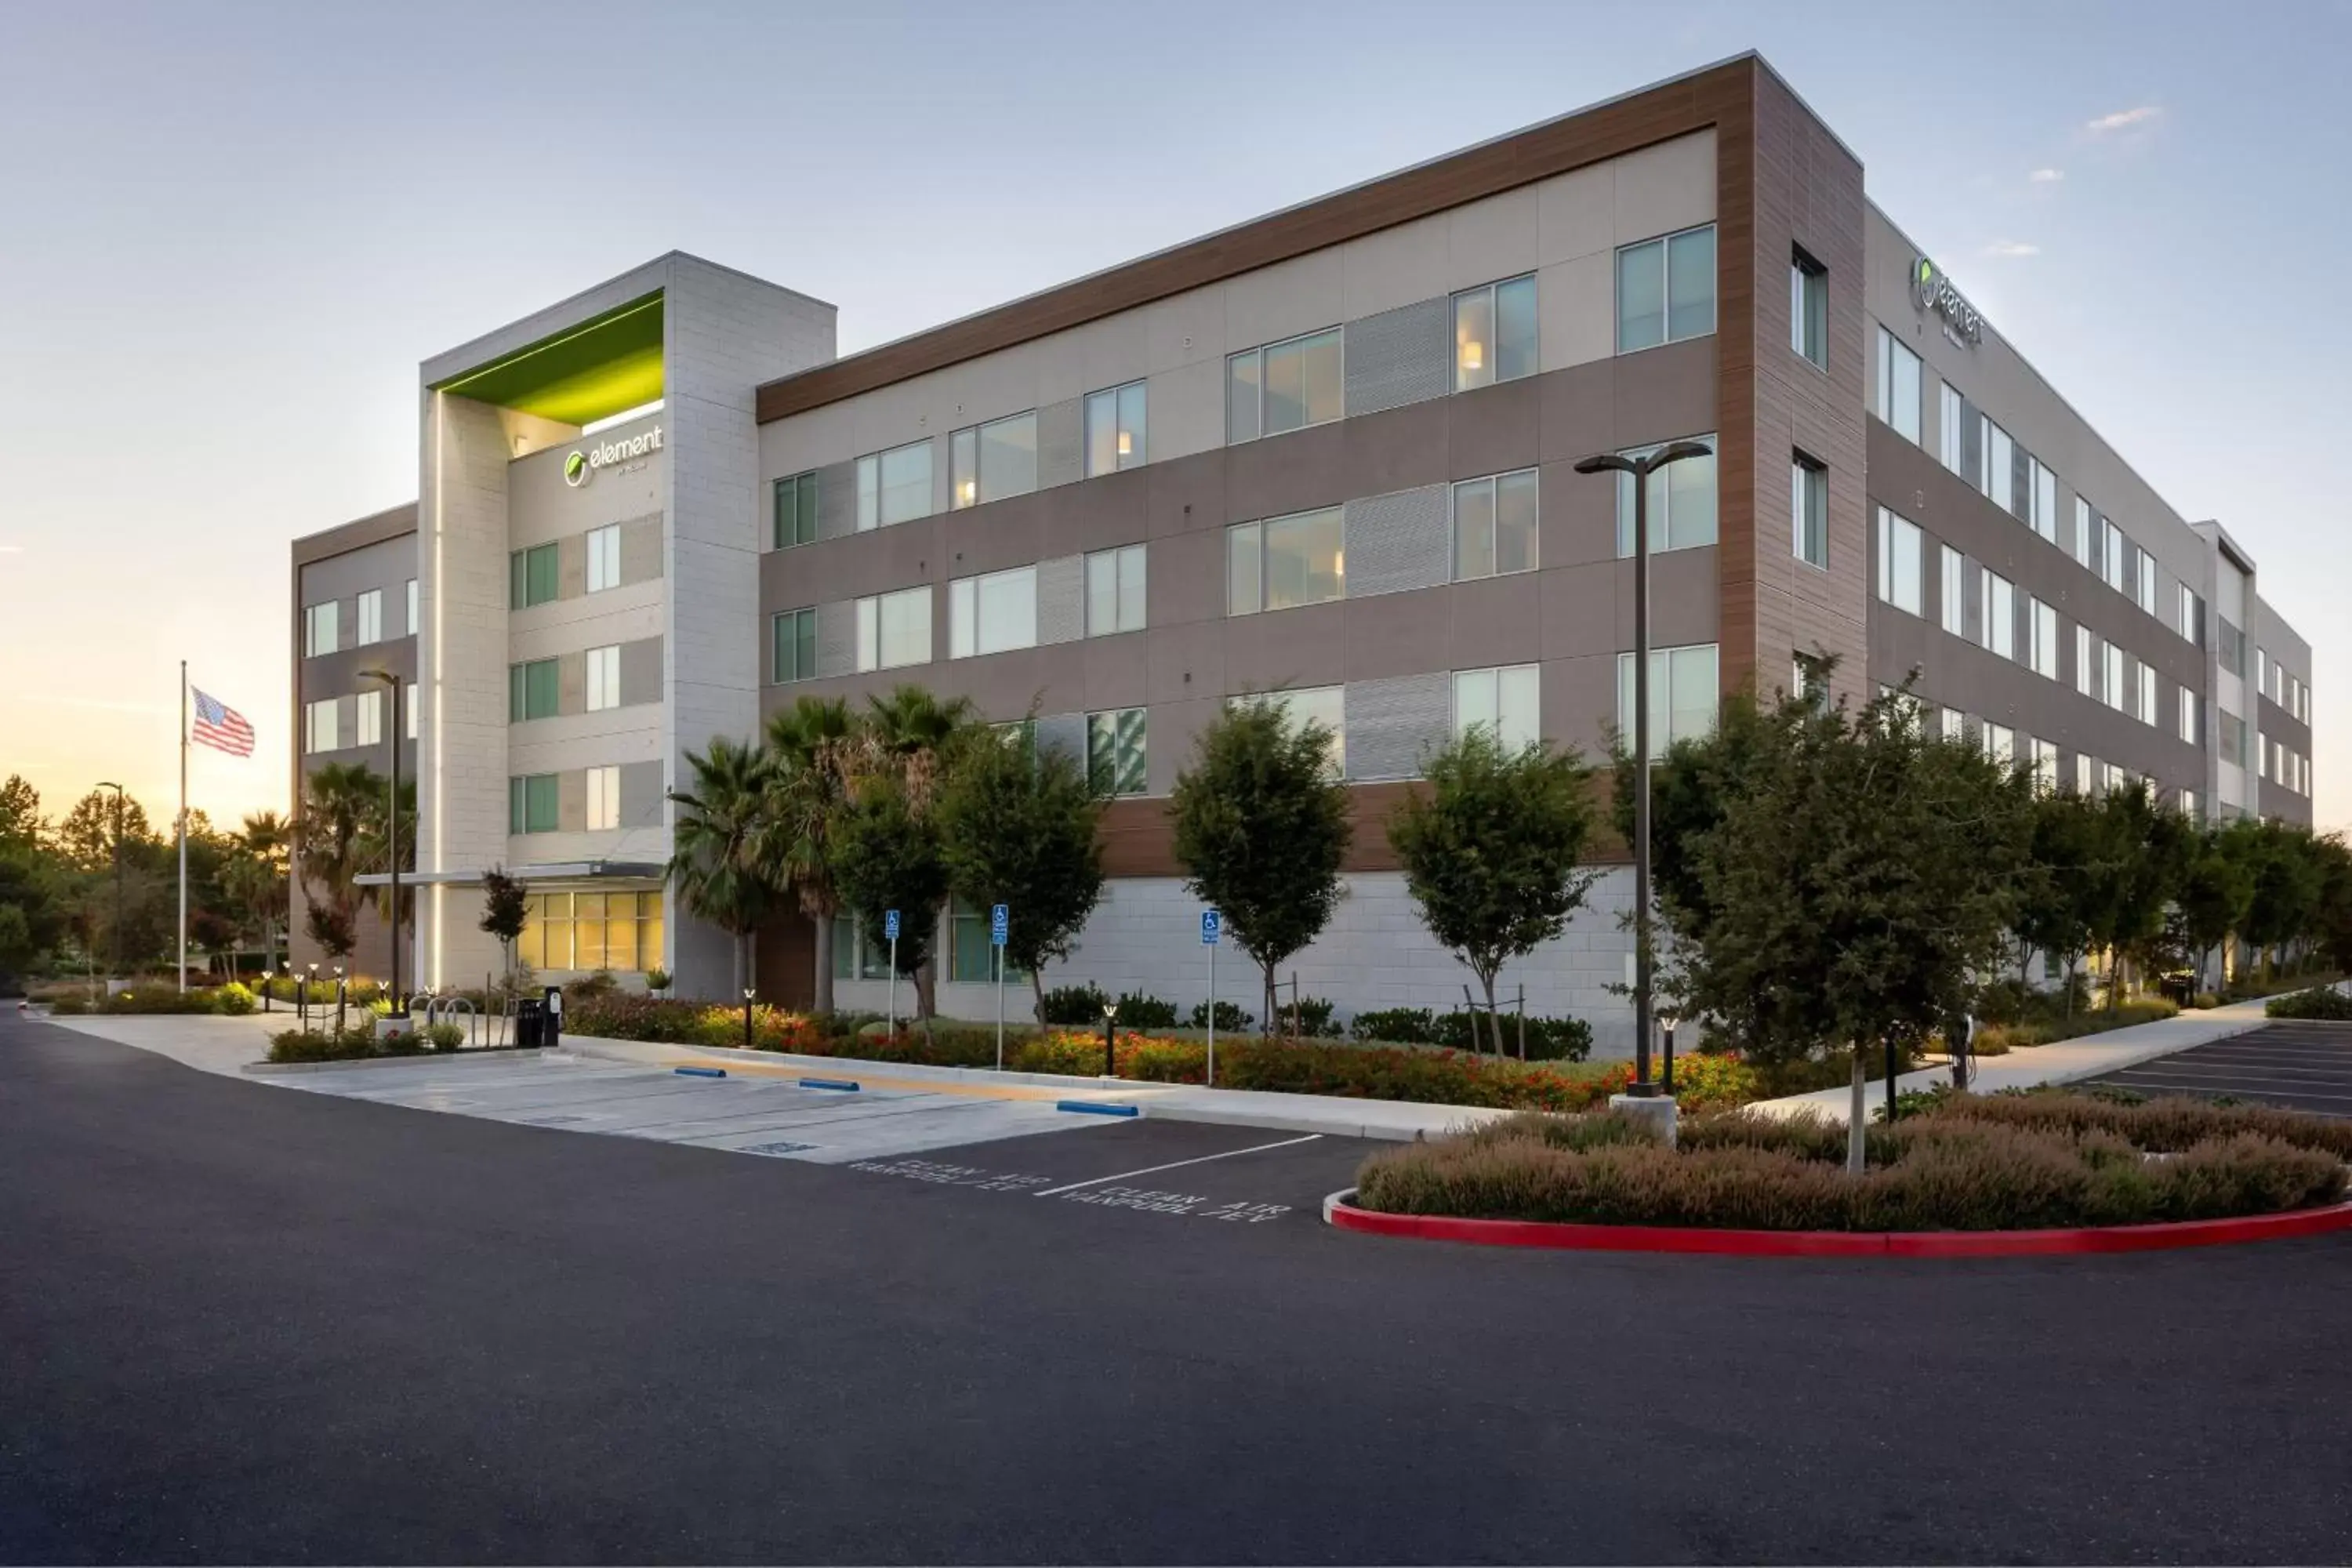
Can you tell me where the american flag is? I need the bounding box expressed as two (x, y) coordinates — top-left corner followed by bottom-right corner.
(191, 688), (254, 757)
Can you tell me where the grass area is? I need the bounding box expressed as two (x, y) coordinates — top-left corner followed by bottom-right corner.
(1352, 1091), (2352, 1232)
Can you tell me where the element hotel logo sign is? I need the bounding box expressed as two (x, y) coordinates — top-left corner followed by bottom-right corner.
(563, 425), (664, 487)
(1911, 258), (1984, 347)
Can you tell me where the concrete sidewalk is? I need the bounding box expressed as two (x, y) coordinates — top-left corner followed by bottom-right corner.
(1752, 1000), (2274, 1123)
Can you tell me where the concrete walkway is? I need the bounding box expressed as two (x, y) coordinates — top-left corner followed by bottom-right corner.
(1752, 999), (2274, 1123)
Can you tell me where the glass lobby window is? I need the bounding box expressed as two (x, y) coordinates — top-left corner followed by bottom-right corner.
(1615, 224), (1715, 353)
(510, 543), (558, 608)
(1875, 328), (1922, 444)
(521, 890), (663, 973)
(1084, 382), (1147, 476)
(774, 470), (818, 549)
(1614, 438), (1717, 557)
(1227, 328), (1341, 443)
(1790, 249), (1827, 368)
(856, 439), (934, 530)
(1451, 274), (1537, 390)
(1875, 508), (1922, 617)
(855, 586), (932, 672)
(584, 765), (620, 832)
(1791, 454), (1828, 569)
(948, 565), (1038, 659)
(1227, 508), (1344, 614)
(1085, 544), (1145, 636)
(772, 608), (816, 684)
(509, 773), (558, 835)
(1454, 665), (1540, 753)
(585, 644), (621, 712)
(1980, 569), (2015, 660)
(509, 657), (558, 721)
(355, 589), (383, 647)
(1616, 644), (1719, 760)
(1455, 469), (1540, 580)
(1087, 707), (1148, 797)
(303, 600), (339, 656)
(949, 411), (1037, 508)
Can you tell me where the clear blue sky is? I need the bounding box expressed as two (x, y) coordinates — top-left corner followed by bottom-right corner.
(2, 0), (2346, 828)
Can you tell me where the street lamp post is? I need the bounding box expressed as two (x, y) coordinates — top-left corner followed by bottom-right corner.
(95, 781), (125, 989)
(1572, 441), (1713, 1096)
(359, 669), (404, 1018)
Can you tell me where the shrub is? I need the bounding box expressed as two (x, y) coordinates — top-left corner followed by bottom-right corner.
(99, 985), (218, 1015)
(1186, 1000), (1253, 1033)
(213, 982), (256, 1016)
(1353, 1006), (1594, 1062)
(1041, 983), (1111, 1025)
(1112, 990), (1180, 1029)
(1353, 1007), (1437, 1044)
(426, 1022), (465, 1052)
(564, 969), (622, 1003)
(1929, 1089), (2352, 1160)
(2190, 992), (2220, 1010)
(48, 996), (89, 1014)
(266, 1025), (379, 1064)
(1268, 995), (1336, 1036)
(2266, 985), (2352, 1021)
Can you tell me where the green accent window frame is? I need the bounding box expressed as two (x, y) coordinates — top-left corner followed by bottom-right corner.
(774, 470), (818, 550)
(1087, 707), (1147, 797)
(510, 543), (559, 608)
(509, 658), (560, 721)
(508, 773), (559, 834)
(772, 607), (817, 683)
(949, 896), (1029, 985)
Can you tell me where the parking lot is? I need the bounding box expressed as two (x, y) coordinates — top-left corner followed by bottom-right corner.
(2078, 1020), (2352, 1115)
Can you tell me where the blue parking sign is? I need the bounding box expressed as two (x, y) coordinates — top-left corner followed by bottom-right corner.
(1200, 909), (1221, 946)
(884, 909), (901, 941)
(990, 903), (1009, 946)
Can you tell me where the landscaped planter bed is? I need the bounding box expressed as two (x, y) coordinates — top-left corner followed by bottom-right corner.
(1334, 1094), (2352, 1254)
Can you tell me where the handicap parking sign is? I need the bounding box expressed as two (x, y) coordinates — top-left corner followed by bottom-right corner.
(1200, 909), (1221, 946)
(990, 903), (1009, 946)
(884, 909), (901, 941)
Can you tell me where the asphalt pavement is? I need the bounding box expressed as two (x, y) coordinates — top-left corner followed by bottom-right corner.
(2078, 1019), (2352, 1115)
(5, 1008), (2351, 1565)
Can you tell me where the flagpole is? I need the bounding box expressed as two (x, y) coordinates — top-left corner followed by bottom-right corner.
(177, 659), (188, 993)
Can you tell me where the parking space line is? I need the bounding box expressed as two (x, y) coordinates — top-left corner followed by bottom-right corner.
(1032, 1134), (1323, 1197)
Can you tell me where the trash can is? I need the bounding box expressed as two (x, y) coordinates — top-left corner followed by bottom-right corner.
(512, 998), (544, 1049)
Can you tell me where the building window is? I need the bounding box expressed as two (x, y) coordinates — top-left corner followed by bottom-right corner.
(1263, 686), (1346, 779)
(1227, 328), (1341, 444)
(1939, 708), (1966, 744)
(1454, 664), (1540, 753)
(1980, 416), (2015, 513)
(509, 657), (559, 722)
(2180, 687), (2201, 747)
(855, 586), (932, 672)
(2178, 584), (2204, 646)
(950, 411), (1038, 509)
(1457, 468), (1542, 578)
(1980, 569), (2015, 661)
(1792, 652), (1831, 710)
(829, 914), (894, 981)
(2139, 664), (2159, 728)
(509, 774), (558, 835)
(1875, 508), (1922, 616)
(354, 689), (382, 748)
(2028, 737), (2060, 793)
(2181, 788), (2201, 822)
(406, 692), (418, 740)
(1981, 722), (2015, 768)
(1087, 707), (1148, 797)
(510, 543), (558, 608)
(2076, 626), (2099, 699)
(772, 608), (816, 684)
(1875, 327), (1922, 444)
(2219, 710), (2247, 768)
(586, 523), (621, 593)
(303, 600), (339, 657)
(948, 895), (1031, 985)
(521, 890), (664, 974)
(1940, 383), (1968, 477)
(1789, 249), (1826, 368)
(2136, 550), (2158, 614)
(354, 589), (383, 647)
(1083, 382), (1147, 476)
(584, 765), (620, 832)
(2103, 521), (2129, 593)
(1085, 544), (1146, 637)
(2103, 643), (2128, 713)
(2029, 460), (2059, 545)
(406, 579), (419, 637)
(1940, 545), (1966, 637)
(1616, 644), (1719, 760)
(774, 470), (818, 549)
(1613, 440), (1716, 557)
(1452, 274), (1537, 390)
(585, 644), (621, 712)
(949, 565), (1038, 659)
(2072, 497), (2093, 568)
(1790, 454), (1827, 568)
(1615, 224), (1716, 352)
(856, 439), (934, 531)
(2074, 753), (2096, 794)
(2030, 598), (2060, 681)
(2217, 617), (2245, 677)
(1228, 507), (1344, 615)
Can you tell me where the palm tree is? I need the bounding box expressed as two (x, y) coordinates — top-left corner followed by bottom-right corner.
(354, 777), (418, 941)
(234, 811), (291, 978)
(832, 687), (978, 1022)
(298, 763), (381, 948)
(764, 696), (855, 1014)
(668, 736), (782, 998)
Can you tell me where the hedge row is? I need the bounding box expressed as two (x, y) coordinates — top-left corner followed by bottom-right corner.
(47, 983), (259, 1018)
(2264, 986), (2352, 1022)
(266, 1022), (466, 1063)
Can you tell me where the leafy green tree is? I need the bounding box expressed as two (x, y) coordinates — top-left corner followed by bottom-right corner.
(297, 763), (382, 958)
(936, 724), (1106, 1023)
(1610, 691), (1773, 935)
(833, 772), (952, 1019)
(56, 788), (155, 871)
(667, 737), (782, 998)
(2234, 818), (2323, 982)
(2082, 782), (2191, 1007)
(2174, 825), (2256, 995)
(2011, 789), (2108, 1013)
(1170, 695), (1352, 1029)
(477, 866), (531, 988)
(2311, 834), (2352, 978)
(0, 774), (42, 848)
(1672, 687), (2032, 1166)
(764, 695), (857, 1014)
(0, 902), (33, 978)
(1390, 727), (1599, 1052)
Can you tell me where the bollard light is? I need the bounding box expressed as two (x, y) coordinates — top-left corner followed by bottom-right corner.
(1658, 1008), (1679, 1097)
(1102, 1002), (1120, 1078)
(742, 988), (757, 1052)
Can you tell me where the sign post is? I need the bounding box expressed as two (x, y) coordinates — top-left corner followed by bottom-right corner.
(884, 909), (901, 1036)
(990, 902), (1010, 1071)
(1200, 909), (1221, 1087)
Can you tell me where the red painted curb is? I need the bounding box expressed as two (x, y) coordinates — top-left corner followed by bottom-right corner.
(1322, 1192), (2352, 1257)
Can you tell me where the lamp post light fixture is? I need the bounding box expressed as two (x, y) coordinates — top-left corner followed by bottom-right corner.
(94, 780), (125, 988)
(303, 961), (318, 1031)
(1658, 1008), (1679, 1098)
(1101, 1002), (1120, 1079)
(1571, 440), (1714, 1098)
(359, 668), (404, 1016)
(333, 962), (347, 1035)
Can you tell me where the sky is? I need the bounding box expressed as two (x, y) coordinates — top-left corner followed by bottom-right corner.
(2, 0), (2348, 831)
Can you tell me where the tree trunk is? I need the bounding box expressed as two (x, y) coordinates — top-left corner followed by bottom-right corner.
(811, 913), (835, 1015)
(1480, 971), (1504, 1055)
(914, 956), (936, 1023)
(1261, 960), (1276, 1036)
(1846, 1054), (1867, 1174)
(1031, 968), (1046, 1029)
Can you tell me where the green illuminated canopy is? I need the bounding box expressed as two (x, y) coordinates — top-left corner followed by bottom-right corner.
(430, 292), (663, 426)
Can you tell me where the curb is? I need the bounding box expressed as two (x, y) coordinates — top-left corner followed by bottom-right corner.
(1321, 1189), (2352, 1257)
(241, 1047), (563, 1076)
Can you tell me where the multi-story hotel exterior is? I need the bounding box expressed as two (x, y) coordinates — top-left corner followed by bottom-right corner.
(289, 53), (2315, 1046)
